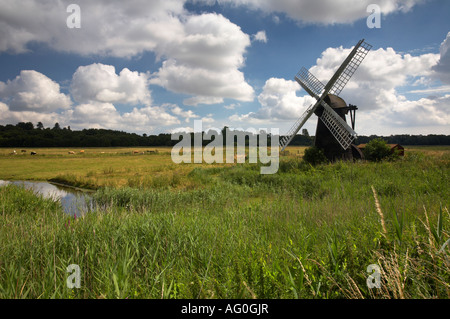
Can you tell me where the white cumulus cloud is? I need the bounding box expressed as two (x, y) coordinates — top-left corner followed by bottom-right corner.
(150, 13), (254, 105)
(0, 66), (181, 134)
(231, 77), (315, 123)
(0, 70), (72, 112)
(0, 1), (255, 106)
(308, 45), (440, 111)
(70, 63), (151, 105)
(64, 102), (180, 133)
(432, 32), (450, 84)
(0, 0), (186, 56)
(252, 30), (267, 43)
(170, 105), (200, 123)
(232, 37), (449, 135)
(0, 101), (63, 127)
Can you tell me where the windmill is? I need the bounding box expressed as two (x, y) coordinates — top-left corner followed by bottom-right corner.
(280, 39), (372, 161)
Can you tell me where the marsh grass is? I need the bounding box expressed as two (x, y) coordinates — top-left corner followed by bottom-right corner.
(0, 147), (448, 298)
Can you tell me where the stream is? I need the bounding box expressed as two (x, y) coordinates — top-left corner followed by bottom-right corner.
(0, 180), (94, 217)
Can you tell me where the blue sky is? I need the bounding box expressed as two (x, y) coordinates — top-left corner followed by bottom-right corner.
(0, 0), (449, 136)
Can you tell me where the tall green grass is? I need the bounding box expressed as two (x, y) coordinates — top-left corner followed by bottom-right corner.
(0, 151), (448, 298)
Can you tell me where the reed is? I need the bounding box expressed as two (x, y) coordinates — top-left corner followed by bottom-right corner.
(371, 185), (388, 237)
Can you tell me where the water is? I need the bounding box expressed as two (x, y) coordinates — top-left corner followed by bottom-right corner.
(0, 180), (94, 217)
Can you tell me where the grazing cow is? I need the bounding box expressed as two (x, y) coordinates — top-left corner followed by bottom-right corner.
(68, 151), (75, 155)
(21, 150), (27, 153)
(30, 151), (37, 155)
(80, 150), (85, 154)
(234, 154), (247, 163)
(133, 150), (140, 154)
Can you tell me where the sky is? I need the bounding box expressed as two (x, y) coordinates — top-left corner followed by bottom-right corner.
(0, 0), (449, 137)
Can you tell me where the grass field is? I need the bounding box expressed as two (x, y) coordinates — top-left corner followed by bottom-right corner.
(0, 146), (449, 298)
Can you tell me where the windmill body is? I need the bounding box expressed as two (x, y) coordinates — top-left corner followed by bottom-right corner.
(314, 94), (352, 161)
(280, 39), (372, 161)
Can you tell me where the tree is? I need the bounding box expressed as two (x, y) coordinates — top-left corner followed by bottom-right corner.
(36, 122), (44, 130)
(302, 129), (310, 137)
(17, 122), (34, 130)
(53, 122), (61, 130)
(363, 138), (394, 162)
(303, 146), (328, 166)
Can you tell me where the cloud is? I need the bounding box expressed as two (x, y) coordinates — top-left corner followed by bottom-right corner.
(356, 94), (450, 134)
(210, 0), (423, 24)
(153, 59), (254, 103)
(0, 0), (186, 56)
(224, 103), (239, 110)
(252, 31), (267, 43)
(0, 102), (63, 127)
(432, 32), (450, 84)
(311, 47), (438, 88)
(257, 78), (315, 119)
(70, 63), (151, 105)
(409, 87), (450, 95)
(0, 70), (72, 112)
(231, 77), (315, 123)
(231, 39), (449, 134)
(68, 63), (185, 132)
(306, 42), (448, 133)
(0, 66), (180, 134)
(170, 105), (200, 122)
(201, 115), (216, 123)
(170, 126), (194, 134)
(183, 96), (225, 106)
(64, 102), (180, 133)
(308, 46), (440, 111)
(150, 13), (255, 104)
(1, 0), (444, 136)
(387, 95), (450, 127)
(0, 2), (255, 106)
(67, 102), (121, 128)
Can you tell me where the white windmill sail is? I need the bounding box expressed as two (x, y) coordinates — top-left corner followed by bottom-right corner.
(328, 40), (372, 96)
(295, 67), (325, 99)
(280, 101), (318, 151)
(319, 101), (357, 150)
(280, 68), (326, 151)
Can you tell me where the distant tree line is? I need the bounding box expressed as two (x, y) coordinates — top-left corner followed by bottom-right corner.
(282, 130), (450, 147)
(354, 134), (450, 146)
(0, 122), (168, 147)
(0, 122), (449, 147)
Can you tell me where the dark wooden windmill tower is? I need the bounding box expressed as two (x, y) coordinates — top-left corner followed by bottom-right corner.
(280, 39), (372, 161)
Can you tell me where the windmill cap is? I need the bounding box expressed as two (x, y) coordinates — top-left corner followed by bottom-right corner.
(324, 94), (347, 109)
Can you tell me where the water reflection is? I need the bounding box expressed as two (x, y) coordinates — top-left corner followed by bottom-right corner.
(0, 180), (93, 217)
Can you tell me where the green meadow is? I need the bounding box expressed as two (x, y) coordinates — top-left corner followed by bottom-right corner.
(0, 146), (448, 298)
